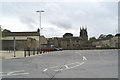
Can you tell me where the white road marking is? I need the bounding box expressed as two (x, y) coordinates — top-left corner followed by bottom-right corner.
(68, 62), (84, 69)
(49, 62), (80, 69)
(43, 69), (48, 72)
(54, 62), (85, 71)
(0, 70), (29, 77)
(5, 73), (29, 76)
(64, 65), (69, 69)
(7, 70), (25, 75)
(43, 54), (87, 72)
(83, 56), (87, 61)
(66, 62), (80, 65)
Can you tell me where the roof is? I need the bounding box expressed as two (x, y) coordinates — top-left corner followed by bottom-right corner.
(2, 30), (40, 37)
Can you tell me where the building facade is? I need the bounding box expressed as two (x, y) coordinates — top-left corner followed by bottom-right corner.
(2, 29), (47, 50)
(92, 34), (120, 48)
(80, 27), (88, 41)
(47, 27), (90, 49)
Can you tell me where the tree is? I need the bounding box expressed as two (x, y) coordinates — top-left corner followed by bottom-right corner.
(89, 37), (96, 43)
(98, 34), (106, 39)
(106, 34), (114, 39)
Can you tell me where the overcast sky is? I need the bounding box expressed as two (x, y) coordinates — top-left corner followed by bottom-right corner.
(0, 1), (118, 39)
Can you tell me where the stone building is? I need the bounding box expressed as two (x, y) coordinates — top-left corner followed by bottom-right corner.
(47, 27), (90, 49)
(80, 27), (88, 41)
(2, 29), (47, 50)
(92, 34), (120, 48)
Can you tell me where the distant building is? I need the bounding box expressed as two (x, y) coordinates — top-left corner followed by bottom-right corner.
(2, 29), (47, 50)
(80, 27), (88, 41)
(92, 34), (120, 48)
(47, 27), (90, 49)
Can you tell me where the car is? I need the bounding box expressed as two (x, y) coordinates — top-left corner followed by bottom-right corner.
(59, 48), (63, 51)
(54, 48), (63, 51)
(54, 48), (60, 51)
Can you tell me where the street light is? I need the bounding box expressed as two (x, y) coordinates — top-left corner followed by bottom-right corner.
(41, 28), (43, 35)
(36, 10), (44, 53)
(13, 36), (16, 57)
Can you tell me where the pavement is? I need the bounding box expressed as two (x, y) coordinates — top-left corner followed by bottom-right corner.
(1, 50), (118, 78)
(0, 50), (48, 60)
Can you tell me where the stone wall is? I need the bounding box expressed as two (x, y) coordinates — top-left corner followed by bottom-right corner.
(2, 35), (48, 50)
(2, 40), (27, 50)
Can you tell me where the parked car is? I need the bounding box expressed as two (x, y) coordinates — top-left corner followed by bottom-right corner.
(59, 48), (63, 51)
(54, 48), (63, 51)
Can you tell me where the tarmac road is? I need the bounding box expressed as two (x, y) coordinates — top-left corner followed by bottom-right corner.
(1, 50), (118, 78)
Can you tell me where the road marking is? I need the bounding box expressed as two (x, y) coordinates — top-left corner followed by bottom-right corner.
(64, 65), (69, 69)
(54, 62), (85, 71)
(43, 61), (86, 72)
(43, 69), (48, 72)
(66, 62), (80, 65)
(43, 54), (87, 72)
(6, 73), (29, 76)
(49, 62), (79, 69)
(0, 70), (29, 77)
(83, 56), (87, 61)
(68, 62), (84, 69)
(7, 70), (25, 75)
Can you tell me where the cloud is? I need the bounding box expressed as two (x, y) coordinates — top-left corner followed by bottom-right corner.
(1, 2), (118, 38)
(43, 3), (73, 29)
(51, 19), (72, 29)
(20, 16), (37, 29)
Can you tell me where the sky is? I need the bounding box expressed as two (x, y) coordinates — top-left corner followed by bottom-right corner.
(0, 0), (118, 39)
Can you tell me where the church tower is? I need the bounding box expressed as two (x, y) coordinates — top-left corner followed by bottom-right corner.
(79, 27), (88, 41)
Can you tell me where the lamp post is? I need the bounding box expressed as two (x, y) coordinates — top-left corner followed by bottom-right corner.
(36, 10), (44, 53)
(13, 36), (16, 57)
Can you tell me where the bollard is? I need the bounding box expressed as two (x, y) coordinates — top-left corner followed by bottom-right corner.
(40, 48), (42, 54)
(37, 48), (39, 55)
(24, 49), (26, 57)
(33, 48), (35, 55)
(47, 48), (49, 54)
(28, 48), (30, 56)
(45, 48), (47, 54)
(43, 48), (45, 53)
(48, 48), (49, 53)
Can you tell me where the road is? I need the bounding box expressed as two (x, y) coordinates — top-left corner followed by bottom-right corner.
(1, 50), (118, 78)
